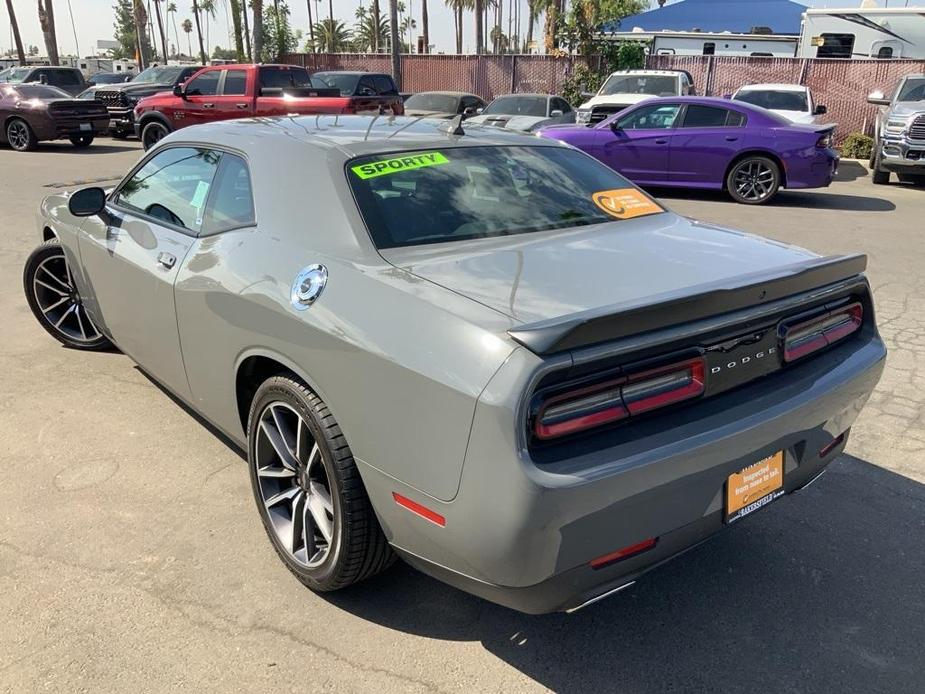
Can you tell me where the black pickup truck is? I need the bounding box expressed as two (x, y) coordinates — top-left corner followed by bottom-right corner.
(91, 64), (201, 138)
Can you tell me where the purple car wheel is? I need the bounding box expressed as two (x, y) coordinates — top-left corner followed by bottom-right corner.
(726, 156), (780, 205)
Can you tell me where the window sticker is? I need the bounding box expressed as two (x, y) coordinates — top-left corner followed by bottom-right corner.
(351, 152), (449, 179)
(591, 188), (664, 220)
(190, 180), (210, 209)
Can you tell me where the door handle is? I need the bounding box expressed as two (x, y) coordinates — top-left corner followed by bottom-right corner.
(202, 103), (214, 109)
(235, 103), (248, 109)
(157, 252), (176, 269)
(725, 136), (739, 141)
(654, 138), (668, 144)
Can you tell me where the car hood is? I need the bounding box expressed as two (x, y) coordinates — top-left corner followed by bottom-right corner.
(466, 114), (550, 131)
(96, 82), (172, 96)
(890, 100), (925, 117)
(579, 93), (658, 110)
(379, 211), (817, 324)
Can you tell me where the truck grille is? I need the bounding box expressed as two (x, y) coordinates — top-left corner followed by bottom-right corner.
(94, 90), (128, 108)
(590, 105), (627, 124)
(910, 114), (925, 141)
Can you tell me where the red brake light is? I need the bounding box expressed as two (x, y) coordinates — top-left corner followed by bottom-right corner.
(533, 357), (705, 441)
(781, 302), (862, 362)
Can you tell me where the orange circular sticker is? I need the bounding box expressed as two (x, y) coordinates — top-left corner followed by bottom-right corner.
(592, 188), (664, 220)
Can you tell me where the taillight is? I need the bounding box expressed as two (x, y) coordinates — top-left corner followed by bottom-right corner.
(816, 132), (833, 148)
(534, 356), (705, 441)
(780, 302), (862, 362)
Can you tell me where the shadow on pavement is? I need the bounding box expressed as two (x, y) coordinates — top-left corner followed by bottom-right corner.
(324, 455), (925, 693)
(21, 142), (141, 155)
(652, 187), (896, 212)
(835, 160), (869, 182)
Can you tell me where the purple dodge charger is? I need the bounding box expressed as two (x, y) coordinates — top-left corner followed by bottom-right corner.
(537, 96), (838, 204)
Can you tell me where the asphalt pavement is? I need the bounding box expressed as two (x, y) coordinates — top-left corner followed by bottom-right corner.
(1, 143), (923, 693)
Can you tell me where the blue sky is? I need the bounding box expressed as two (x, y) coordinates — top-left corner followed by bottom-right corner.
(1, 0), (919, 58)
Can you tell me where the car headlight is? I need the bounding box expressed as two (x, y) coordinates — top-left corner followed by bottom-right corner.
(884, 118), (907, 135)
(576, 110), (591, 124)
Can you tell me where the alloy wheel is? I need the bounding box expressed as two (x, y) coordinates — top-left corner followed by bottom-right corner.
(254, 402), (336, 568)
(732, 160), (776, 202)
(32, 254), (103, 344)
(142, 123), (167, 150)
(7, 120), (30, 150)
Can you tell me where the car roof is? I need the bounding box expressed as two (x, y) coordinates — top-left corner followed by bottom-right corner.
(491, 93), (551, 99)
(736, 83), (808, 92)
(174, 114), (561, 160)
(410, 91), (478, 97)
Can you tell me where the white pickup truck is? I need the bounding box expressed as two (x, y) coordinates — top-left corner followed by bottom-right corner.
(575, 69), (695, 125)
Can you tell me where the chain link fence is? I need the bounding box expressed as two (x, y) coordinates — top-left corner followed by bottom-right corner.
(280, 53), (602, 101)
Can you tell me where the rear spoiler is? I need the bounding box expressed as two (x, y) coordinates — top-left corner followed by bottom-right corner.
(507, 254), (867, 356)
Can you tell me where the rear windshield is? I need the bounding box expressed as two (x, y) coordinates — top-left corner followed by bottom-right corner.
(260, 66), (313, 89)
(404, 93), (459, 112)
(482, 96), (547, 117)
(348, 145), (663, 249)
(600, 75), (678, 97)
(7, 84), (70, 99)
(735, 89), (808, 112)
(132, 66), (187, 84)
(313, 72), (359, 95)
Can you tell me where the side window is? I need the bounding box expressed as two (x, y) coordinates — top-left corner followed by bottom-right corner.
(202, 154), (255, 234)
(223, 69), (247, 95)
(357, 77), (378, 96)
(374, 75), (397, 95)
(680, 105), (730, 128)
(617, 103), (681, 130)
(817, 33), (855, 58)
(702, 42), (716, 55)
(58, 70), (81, 86)
(115, 147), (223, 233)
(186, 70), (221, 96)
(877, 46), (893, 59)
(553, 98), (571, 113)
(725, 110), (746, 127)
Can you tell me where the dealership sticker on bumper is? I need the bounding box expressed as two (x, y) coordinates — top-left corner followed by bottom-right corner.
(726, 451), (784, 523)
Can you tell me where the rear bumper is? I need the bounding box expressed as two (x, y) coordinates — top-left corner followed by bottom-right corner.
(362, 331), (885, 614)
(32, 117), (110, 140)
(878, 136), (925, 171)
(786, 148), (839, 189)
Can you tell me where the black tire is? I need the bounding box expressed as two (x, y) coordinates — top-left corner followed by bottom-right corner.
(247, 374), (394, 592)
(6, 117), (37, 151)
(111, 129), (131, 139)
(69, 134), (94, 148)
(871, 150), (890, 185)
(23, 239), (113, 350)
(140, 120), (169, 150)
(725, 155), (781, 205)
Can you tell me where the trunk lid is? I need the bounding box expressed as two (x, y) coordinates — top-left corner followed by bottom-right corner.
(380, 212), (821, 327)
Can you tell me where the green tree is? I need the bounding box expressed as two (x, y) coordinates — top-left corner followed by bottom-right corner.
(229, 0), (245, 60)
(112, 0), (153, 62)
(308, 18), (351, 53)
(181, 16), (193, 57)
(261, 1), (299, 60)
(212, 45), (237, 59)
(353, 6), (388, 53)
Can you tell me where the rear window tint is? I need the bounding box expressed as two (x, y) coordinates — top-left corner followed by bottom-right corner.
(347, 146), (661, 249)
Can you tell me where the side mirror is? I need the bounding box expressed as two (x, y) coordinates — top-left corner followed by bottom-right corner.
(173, 83), (186, 99)
(68, 187), (107, 217)
(462, 106), (476, 117)
(476, 107), (483, 114)
(609, 121), (623, 133)
(814, 104), (827, 115)
(867, 90), (889, 106)
(550, 109), (563, 117)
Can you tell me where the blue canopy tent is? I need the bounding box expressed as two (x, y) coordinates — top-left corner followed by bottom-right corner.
(601, 0), (809, 35)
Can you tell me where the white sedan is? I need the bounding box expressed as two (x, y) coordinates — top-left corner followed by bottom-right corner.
(732, 83), (827, 125)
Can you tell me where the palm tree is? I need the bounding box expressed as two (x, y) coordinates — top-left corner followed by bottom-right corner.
(240, 0), (251, 58)
(371, 0), (380, 52)
(37, 0), (59, 65)
(181, 16), (193, 57)
(199, 0), (217, 58)
(133, 0), (148, 67)
(388, 0), (399, 86)
(542, 0), (561, 53)
(191, 0), (207, 63)
(153, 0), (169, 61)
(167, 2), (180, 56)
(443, 0), (465, 54)
(251, 0), (263, 61)
(305, 0), (314, 52)
(4, 0), (26, 64)
(311, 18), (351, 52)
(353, 7), (388, 53)
(229, 0), (244, 59)
(473, 0), (482, 54)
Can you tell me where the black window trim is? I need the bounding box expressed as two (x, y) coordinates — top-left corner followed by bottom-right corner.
(107, 142), (256, 238)
(676, 103), (747, 129)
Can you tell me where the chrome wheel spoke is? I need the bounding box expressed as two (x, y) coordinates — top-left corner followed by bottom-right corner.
(259, 419), (297, 471)
(34, 278), (68, 296)
(307, 483), (334, 542)
(40, 295), (70, 314)
(54, 304), (76, 329)
(264, 486), (300, 509)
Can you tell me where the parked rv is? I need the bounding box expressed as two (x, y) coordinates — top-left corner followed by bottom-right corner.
(798, 8), (925, 60)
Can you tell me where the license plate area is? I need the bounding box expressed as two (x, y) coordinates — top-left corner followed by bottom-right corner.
(726, 451), (784, 523)
(80, 123), (92, 131)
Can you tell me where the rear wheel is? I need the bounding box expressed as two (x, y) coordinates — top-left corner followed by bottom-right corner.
(69, 134), (94, 148)
(726, 156), (780, 204)
(6, 117), (36, 151)
(247, 375), (394, 591)
(141, 120), (169, 150)
(22, 239), (112, 350)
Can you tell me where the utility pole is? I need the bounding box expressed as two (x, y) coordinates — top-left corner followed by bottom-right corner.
(388, 0), (400, 89)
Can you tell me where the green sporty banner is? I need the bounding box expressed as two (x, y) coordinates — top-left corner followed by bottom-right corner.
(351, 152), (449, 179)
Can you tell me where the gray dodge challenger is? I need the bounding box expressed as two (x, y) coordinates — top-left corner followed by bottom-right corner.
(23, 115), (886, 614)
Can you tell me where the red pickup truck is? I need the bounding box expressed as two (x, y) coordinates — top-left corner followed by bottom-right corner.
(133, 64), (404, 149)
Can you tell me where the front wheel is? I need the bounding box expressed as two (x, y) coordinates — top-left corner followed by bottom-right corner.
(6, 117), (36, 151)
(69, 134), (94, 148)
(726, 156), (780, 204)
(140, 120), (169, 150)
(247, 375), (394, 592)
(22, 239), (113, 350)
(871, 149), (890, 185)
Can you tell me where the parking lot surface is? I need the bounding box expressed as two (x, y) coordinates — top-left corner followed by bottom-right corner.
(1, 144), (923, 693)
